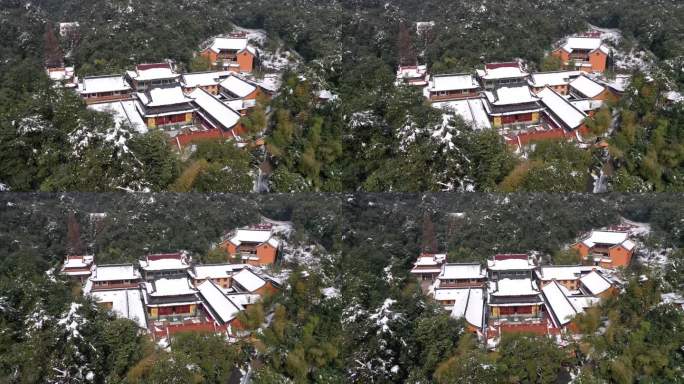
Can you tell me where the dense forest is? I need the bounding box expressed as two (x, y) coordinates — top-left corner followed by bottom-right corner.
(0, 0), (682, 192)
(0, 193), (682, 382)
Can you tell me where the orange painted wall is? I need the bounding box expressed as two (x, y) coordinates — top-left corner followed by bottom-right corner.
(608, 245), (633, 268)
(589, 51), (607, 72)
(256, 243), (277, 266)
(236, 51), (254, 73)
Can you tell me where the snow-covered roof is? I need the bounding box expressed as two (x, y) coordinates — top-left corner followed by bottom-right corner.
(219, 75), (257, 98)
(529, 71), (581, 88)
(189, 263), (247, 280)
(487, 257), (536, 271)
(139, 257), (190, 272)
(190, 88), (241, 129)
(197, 280), (242, 324)
(89, 101), (148, 134)
(570, 76), (606, 98)
(484, 86), (539, 106)
(580, 271), (612, 295)
(231, 269), (266, 293)
(413, 254), (446, 267)
(434, 288), (470, 302)
(438, 263), (485, 280)
(137, 86), (192, 107)
(91, 264), (140, 282)
(538, 87), (587, 130)
(621, 239), (636, 251)
(127, 64), (179, 82)
(228, 228), (276, 246)
(79, 75), (131, 94)
(433, 98), (492, 130)
(476, 64), (528, 80)
(536, 266), (601, 281)
(90, 289), (147, 328)
(561, 37), (609, 54)
(397, 65), (427, 79)
(430, 74), (479, 92)
(570, 99), (603, 112)
(181, 71), (232, 88)
(449, 288), (485, 328)
(227, 293), (261, 307)
(208, 37), (255, 54)
(63, 255), (94, 269)
(48, 66), (75, 81)
(542, 281), (579, 327)
(580, 230), (629, 248)
(146, 278), (197, 297)
(490, 278), (539, 296)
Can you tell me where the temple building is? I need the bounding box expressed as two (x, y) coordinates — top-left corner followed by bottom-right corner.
(483, 86), (544, 129)
(143, 277), (201, 321)
(528, 71), (581, 95)
(134, 86), (195, 129)
(476, 62), (529, 91)
(409, 253), (446, 281)
(426, 73), (481, 102)
(551, 37), (610, 73)
(572, 230), (636, 268)
(77, 75), (133, 105)
(60, 255), (94, 283)
(200, 35), (257, 73)
(125, 62), (180, 92)
(219, 225), (281, 266)
(87, 264), (142, 292)
(139, 252), (191, 281)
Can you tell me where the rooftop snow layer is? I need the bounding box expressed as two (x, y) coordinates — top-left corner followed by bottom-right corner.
(430, 74), (479, 92)
(147, 278), (197, 297)
(220, 75), (257, 98)
(197, 280), (242, 324)
(433, 98), (492, 130)
(537, 266), (602, 281)
(90, 289), (147, 328)
(79, 75), (131, 94)
(562, 37), (606, 53)
(485, 86), (539, 105)
(580, 271), (612, 295)
(538, 87), (587, 129)
(190, 88), (241, 129)
(91, 264), (140, 281)
(139, 257), (190, 271)
(581, 230), (629, 247)
(491, 278), (539, 296)
(231, 269), (266, 292)
(487, 257), (536, 271)
(439, 264), (485, 280)
(542, 281), (579, 326)
(229, 228), (274, 245)
(209, 37), (249, 53)
(529, 71), (581, 87)
(477, 65), (528, 80)
(182, 71), (232, 88)
(138, 86), (192, 107)
(89, 101), (148, 134)
(570, 76), (605, 98)
(189, 264), (247, 279)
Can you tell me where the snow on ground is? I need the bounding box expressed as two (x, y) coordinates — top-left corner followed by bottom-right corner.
(321, 287), (340, 299)
(260, 216), (294, 237)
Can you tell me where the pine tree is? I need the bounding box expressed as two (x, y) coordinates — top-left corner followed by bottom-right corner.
(66, 212), (84, 255)
(44, 22), (63, 68)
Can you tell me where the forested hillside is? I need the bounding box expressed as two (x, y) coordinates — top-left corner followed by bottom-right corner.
(0, 193), (682, 382)
(0, 0), (682, 192)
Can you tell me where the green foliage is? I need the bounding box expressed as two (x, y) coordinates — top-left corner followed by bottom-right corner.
(495, 333), (572, 383)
